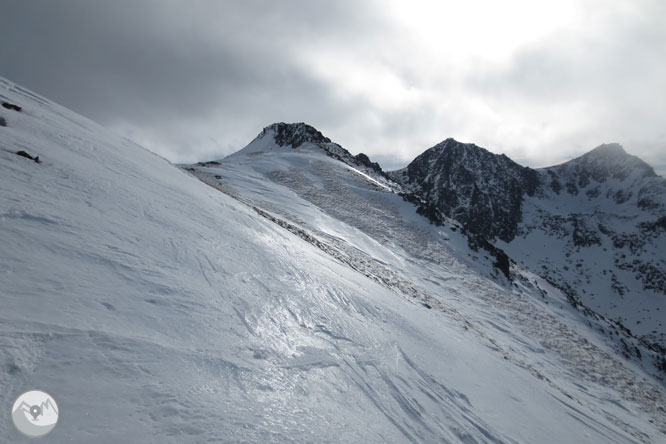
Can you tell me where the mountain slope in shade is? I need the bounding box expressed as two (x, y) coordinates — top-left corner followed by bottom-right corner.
(545, 143), (660, 198)
(390, 138), (666, 350)
(507, 143), (666, 346)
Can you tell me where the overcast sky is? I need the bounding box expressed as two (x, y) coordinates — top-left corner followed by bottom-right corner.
(2, 0), (665, 173)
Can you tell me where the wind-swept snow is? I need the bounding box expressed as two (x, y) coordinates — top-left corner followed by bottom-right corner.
(1, 79), (664, 443)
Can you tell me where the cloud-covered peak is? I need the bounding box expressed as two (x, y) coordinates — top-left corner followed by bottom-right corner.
(584, 143), (627, 158)
(557, 143), (657, 181)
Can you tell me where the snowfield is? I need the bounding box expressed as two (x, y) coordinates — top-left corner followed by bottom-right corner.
(1, 78), (665, 443)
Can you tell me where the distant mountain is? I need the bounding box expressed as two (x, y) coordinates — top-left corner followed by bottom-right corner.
(519, 144), (666, 347)
(390, 139), (666, 350)
(542, 143), (663, 212)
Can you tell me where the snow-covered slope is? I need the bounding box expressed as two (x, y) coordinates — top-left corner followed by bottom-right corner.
(2, 79), (665, 443)
(190, 123), (666, 442)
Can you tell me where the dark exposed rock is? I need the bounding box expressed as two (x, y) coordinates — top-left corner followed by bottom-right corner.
(550, 180), (561, 194)
(265, 122), (331, 148)
(636, 262), (666, 293)
(353, 153), (384, 176)
(585, 187), (600, 198)
(399, 192), (445, 226)
(612, 189), (632, 204)
(571, 215), (601, 247)
(390, 138), (539, 242)
(2, 102), (22, 112)
(637, 197), (660, 211)
(565, 182), (578, 195)
(16, 150), (40, 163)
(197, 160), (221, 167)
(466, 232), (512, 280)
(639, 216), (666, 234)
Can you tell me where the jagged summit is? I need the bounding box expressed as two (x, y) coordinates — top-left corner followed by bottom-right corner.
(433, 137), (467, 147)
(225, 122), (388, 178)
(430, 137), (484, 154)
(416, 138), (519, 171)
(391, 139), (539, 241)
(259, 122), (331, 148)
(225, 121), (336, 158)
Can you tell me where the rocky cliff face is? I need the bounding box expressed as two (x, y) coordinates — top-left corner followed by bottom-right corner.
(264, 122), (332, 148)
(390, 138), (539, 242)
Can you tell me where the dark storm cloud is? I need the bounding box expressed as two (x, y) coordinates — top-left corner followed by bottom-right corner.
(3, 2), (239, 119)
(1, 0), (389, 160)
(1, 0), (374, 114)
(1, 1), (665, 173)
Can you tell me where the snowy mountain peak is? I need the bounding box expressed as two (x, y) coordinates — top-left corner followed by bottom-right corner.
(550, 143), (657, 184)
(259, 122), (331, 148)
(223, 122), (389, 180)
(225, 122), (335, 158)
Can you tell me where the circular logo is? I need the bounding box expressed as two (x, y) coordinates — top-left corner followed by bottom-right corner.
(11, 390), (59, 438)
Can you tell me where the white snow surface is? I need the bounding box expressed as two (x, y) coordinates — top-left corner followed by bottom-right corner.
(1, 78), (665, 443)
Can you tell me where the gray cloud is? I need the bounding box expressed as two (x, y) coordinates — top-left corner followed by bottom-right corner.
(2, 1), (665, 174)
(465, 0), (666, 170)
